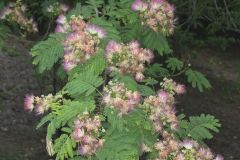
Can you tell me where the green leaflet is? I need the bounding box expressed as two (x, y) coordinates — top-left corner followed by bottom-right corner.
(145, 63), (170, 78)
(114, 74), (138, 91)
(98, 109), (157, 160)
(65, 71), (103, 98)
(54, 134), (76, 160)
(185, 69), (211, 92)
(137, 85), (155, 96)
(30, 33), (65, 73)
(176, 114), (221, 143)
(68, 50), (106, 80)
(166, 57), (184, 72)
(141, 27), (171, 55)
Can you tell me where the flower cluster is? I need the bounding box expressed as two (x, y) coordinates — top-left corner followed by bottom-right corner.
(71, 112), (104, 156)
(24, 94), (61, 115)
(102, 81), (141, 115)
(0, 1), (38, 34)
(160, 78), (186, 95)
(45, 2), (69, 17)
(154, 133), (224, 160)
(132, 0), (176, 35)
(63, 15), (106, 71)
(143, 78), (185, 133)
(106, 40), (153, 82)
(55, 14), (68, 33)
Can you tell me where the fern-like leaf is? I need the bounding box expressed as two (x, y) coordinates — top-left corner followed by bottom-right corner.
(141, 28), (171, 55)
(31, 33), (65, 73)
(65, 72), (103, 98)
(177, 114), (221, 143)
(166, 58), (184, 72)
(54, 134), (76, 160)
(185, 69), (211, 92)
(68, 50), (106, 80)
(146, 63), (170, 78)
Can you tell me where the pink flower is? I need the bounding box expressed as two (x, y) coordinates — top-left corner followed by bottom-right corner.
(102, 94), (111, 104)
(215, 155), (224, 160)
(132, 0), (148, 12)
(63, 61), (75, 71)
(145, 50), (154, 63)
(72, 128), (85, 141)
(175, 84), (186, 95)
(35, 105), (45, 115)
(135, 72), (145, 82)
(150, 0), (164, 9)
(86, 24), (106, 38)
(165, 4), (175, 13)
(129, 41), (140, 50)
(157, 90), (169, 104)
(79, 145), (90, 155)
(55, 24), (65, 33)
(106, 40), (121, 54)
(0, 7), (12, 19)
(175, 153), (185, 160)
(24, 94), (34, 112)
(56, 14), (66, 24)
(181, 139), (194, 149)
(132, 91), (141, 103)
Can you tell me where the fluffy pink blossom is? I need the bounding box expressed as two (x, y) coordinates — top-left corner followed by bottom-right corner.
(132, 0), (176, 35)
(106, 40), (122, 54)
(215, 155), (224, 160)
(86, 24), (107, 38)
(103, 81), (142, 115)
(56, 14), (66, 24)
(62, 16), (105, 71)
(181, 139), (195, 149)
(175, 84), (186, 95)
(135, 72), (145, 82)
(24, 94), (34, 112)
(106, 41), (153, 81)
(72, 113), (103, 156)
(157, 90), (169, 104)
(131, 0), (148, 11)
(55, 24), (66, 33)
(0, 6), (12, 19)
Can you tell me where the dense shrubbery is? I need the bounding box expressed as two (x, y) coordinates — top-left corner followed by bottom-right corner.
(0, 0), (226, 160)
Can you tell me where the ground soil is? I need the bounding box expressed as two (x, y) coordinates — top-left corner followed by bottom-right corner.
(0, 39), (239, 160)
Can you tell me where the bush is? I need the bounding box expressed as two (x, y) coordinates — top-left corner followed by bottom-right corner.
(1, 0), (223, 159)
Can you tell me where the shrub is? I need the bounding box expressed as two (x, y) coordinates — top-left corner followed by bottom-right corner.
(22, 0), (223, 159)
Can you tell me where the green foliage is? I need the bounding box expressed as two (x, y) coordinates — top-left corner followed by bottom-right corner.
(31, 33), (65, 73)
(137, 85), (155, 96)
(97, 109), (157, 160)
(65, 72), (103, 98)
(68, 50), (106, 79)
(166, 58), (184, 72)
(185, 69), (211, 92)
(141, 28), (171, 55)
(176, 114), (221, 143)
(37, 100), (95, 138)
(36, 100), (95, 160)
(24, 1), (223, 159)
(146, 63), (170, 78)
(54, 134), (76, 160)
